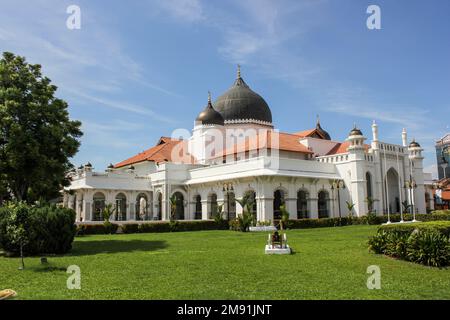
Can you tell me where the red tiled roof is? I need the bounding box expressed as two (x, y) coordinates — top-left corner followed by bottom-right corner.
(442, 191), (450, 201)
(293, 128), (328, 139)
(218, 131), (313, 157)
(114, 137), (195, 168)
(294, 129), (316, 137)
(326, 141), (370, 155)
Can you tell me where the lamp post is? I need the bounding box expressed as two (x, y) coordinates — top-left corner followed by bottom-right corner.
(223, 183), (234, 220)
(404, 176), (418, 222)
(331, 180), (345, 219)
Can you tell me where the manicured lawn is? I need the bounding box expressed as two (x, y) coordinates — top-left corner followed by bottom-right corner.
(1, 225), (449, 300)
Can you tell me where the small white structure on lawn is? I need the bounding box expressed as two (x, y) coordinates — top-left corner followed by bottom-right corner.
(265, 232), (292, 255)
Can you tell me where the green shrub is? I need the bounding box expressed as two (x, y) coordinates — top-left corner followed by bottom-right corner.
(103, 221), (115, 234)
(368, 221), (450, 267)
(379, 221), (450, 237)
(0, 203), (76, 255)
(169, 220), (180, 232)
(229, 212), (255, 232)
(134, 220), (227, 234)
(121, 224), (139, 234)
(406, 230), (450, 267)
(138, 222), (171, 233)
(368, 230), (389, 254)
(76, 223), (119, 235)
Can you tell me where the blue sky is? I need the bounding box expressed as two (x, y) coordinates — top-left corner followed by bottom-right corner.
(0, 0), (449, 176)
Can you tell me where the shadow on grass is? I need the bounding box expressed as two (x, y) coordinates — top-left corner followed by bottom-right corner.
(68, 239), (168, 256)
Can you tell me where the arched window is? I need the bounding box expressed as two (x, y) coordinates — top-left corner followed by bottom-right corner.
(318, 191), (329, 218)
(274, 189), (285, 220)
(171, 192), (185, 220)
(157, 193), (162, 220)
(115, 193), (127, 221)
(224, 192), (236, 220)
(425, 192), (431, 213)
(135, 193), (148, 221)
(297, 190), (308, 219)
(92, 192), (106, 221)
(209, 193), (218, 219)
(195, 195), (202, 220)
(385, 168), (400, 214)
(366, 172), (373, 200)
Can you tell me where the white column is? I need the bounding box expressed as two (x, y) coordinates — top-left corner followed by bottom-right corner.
(309, 184), (318, 219)
(201, 199), (208, 220)
(286, 198), (297, 219)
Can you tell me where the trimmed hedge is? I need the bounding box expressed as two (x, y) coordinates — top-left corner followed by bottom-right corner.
(76, 223), (119, 235)
(378, 221), (450, 237)
(74, 213), (450, 235)
(0, 203), (76, 255)
(368, 221), (450, 267)
(286, 212), (450, 230)
(76, 220), (229, 235)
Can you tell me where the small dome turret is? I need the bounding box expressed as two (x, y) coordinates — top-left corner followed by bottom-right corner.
(195, 92), (224, 126)
(316, 116), (331, 140)
(409, 139), (421, 148)
(349, 124), (363, 137)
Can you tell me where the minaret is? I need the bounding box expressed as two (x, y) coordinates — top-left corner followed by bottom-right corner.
(346, 125), (367, 217)
(371, 120), (379, 150)
(402, 128), (407, 147)
(407, 139), (425, 215)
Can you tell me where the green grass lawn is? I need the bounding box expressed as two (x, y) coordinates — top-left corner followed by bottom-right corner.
(1, 225), (449, 300)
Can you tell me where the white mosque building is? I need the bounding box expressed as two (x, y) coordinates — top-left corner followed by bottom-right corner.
(64, 67), (435, 223)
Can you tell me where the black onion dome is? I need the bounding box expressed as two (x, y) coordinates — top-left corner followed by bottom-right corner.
(349, 128), (363, 136)
(409, 140), (421, 148)
(196, 93), (224, 126)
(214, 67), (272, 124)
(316, 121), (331, 140)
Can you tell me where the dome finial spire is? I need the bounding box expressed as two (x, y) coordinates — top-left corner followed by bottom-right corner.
(237, 64), (241, 79)
(208, 91), (212, 104)
(316, 114), (320, 126)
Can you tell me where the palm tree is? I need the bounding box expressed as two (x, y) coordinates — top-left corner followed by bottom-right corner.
(235, 197), (256, 232)
(213, 202), (225, 223)
(279, 204), (290, 231)
(101, 203), (115, 222)
(346, 201), (355, 218)
(169, 194), (178, 221)
(365, 197), (375, 213)
(401, 201), (411, 214)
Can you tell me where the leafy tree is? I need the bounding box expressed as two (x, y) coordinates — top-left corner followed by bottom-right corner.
(4, 202), (29, 269)
(0, 52), (82, 203)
